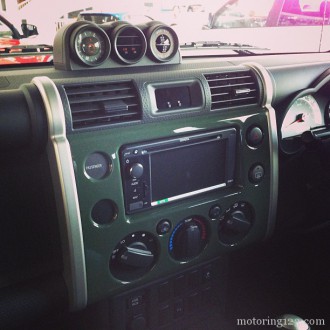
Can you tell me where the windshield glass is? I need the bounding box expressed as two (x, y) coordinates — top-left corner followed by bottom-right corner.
(1, 0), (330, 65)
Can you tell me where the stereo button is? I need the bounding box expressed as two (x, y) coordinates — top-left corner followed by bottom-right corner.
(130, 186), (142, 195)
(131, 195), (140, 202)
(130, 180), (140, 187)
(129, 163), (144, 179)
(249, 164), (265, 184)
(129, 201), (144, 211)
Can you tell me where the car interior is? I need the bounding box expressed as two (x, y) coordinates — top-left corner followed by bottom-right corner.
(0, 10), (330, 330)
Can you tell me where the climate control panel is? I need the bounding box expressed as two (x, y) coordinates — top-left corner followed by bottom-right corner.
(109, 204), (254, 281)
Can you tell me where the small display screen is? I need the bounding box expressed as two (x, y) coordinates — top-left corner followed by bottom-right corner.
(155, 86), (191, 111)
(150, 139), (227, 205)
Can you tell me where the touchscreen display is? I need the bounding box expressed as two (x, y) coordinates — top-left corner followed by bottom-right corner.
(150, 139), (227, 205)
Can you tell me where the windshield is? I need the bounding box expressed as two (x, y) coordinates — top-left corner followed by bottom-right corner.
(1, 0), (330, 65)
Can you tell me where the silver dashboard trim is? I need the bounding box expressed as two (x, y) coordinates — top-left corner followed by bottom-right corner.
(244, 62), (279, 240)
(32, 76), (87, 310)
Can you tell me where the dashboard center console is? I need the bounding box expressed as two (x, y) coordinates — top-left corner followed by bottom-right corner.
(28, 20), (279, 326)
(57, 63), (277, 306)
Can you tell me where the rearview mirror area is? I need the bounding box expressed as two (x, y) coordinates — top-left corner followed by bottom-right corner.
(21, 23), (39, 37)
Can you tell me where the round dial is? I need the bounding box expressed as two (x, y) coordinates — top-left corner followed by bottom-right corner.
(148, 25), (179, 62)
(281, 95), (323, 140)
(218, 201), (253, 245)
(280, 94), (324, 153)
(71, 25), (111, 66)
(110, 231), (158, 281)
(169, 216), (208, 261)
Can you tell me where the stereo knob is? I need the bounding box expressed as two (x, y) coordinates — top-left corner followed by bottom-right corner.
(129, 163), (144, 179)
(169, 217), (208, 261)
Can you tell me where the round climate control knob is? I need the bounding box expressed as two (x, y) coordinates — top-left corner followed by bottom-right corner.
(110, 231), (158, 281)
(218, 202), (253, 245)
(169, 216), (208, 261)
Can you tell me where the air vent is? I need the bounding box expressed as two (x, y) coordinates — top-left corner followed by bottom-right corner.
(64, 81), (141, 129)
(113, 25), (147, 64)
(204, 70), (260, 110)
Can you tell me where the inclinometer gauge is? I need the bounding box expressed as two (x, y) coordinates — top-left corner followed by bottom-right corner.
(146, 23), (179, 62)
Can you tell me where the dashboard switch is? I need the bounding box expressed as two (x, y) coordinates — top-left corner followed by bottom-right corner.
(249, 164), (265, 184)
(246, 126), (263, 147)
(129, 316), (147, 330)
(156, 219), (171, 235)
(209, 204), (222, 219)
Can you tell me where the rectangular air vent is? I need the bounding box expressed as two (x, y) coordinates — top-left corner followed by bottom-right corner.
(204, 70), (260, 110)
(64, 81), (141, 129)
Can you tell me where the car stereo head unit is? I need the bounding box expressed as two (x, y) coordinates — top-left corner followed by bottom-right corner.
(120, 128), (237, 214)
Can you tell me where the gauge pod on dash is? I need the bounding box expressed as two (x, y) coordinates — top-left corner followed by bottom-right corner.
(53, 20), (181, 71)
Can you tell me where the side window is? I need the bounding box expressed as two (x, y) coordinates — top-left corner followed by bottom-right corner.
(278, 0), (330, 26)
(0, 21), (13, 38)
(210, 0), (274, 29)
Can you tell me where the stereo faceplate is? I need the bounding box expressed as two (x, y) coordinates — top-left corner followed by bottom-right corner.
(120, 128), (236, 214)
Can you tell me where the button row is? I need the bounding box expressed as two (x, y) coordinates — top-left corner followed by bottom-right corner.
(158, 287), (213, 327)
(158, 265), (213, 303)
(118, 260), (223, 330)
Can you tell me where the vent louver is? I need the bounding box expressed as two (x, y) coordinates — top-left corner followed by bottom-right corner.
(114, 26), (146, 64)
(204, 70), (259, 110)
(64, 81), (141, 129)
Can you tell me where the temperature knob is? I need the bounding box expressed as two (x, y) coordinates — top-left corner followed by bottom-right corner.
(218, 202), (253, 245)
(110, 232), (158, 281)
(169, 216), (208, 261)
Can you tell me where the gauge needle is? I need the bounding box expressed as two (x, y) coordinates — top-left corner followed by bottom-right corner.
(286, 113), (305, 127)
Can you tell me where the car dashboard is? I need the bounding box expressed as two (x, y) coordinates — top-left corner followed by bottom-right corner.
(1, 20), (330, 330)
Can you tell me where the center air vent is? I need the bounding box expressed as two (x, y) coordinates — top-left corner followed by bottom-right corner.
(204, 70), (260, 110)
(64, 81), (141, 130)
(112, 24), (147, 64)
